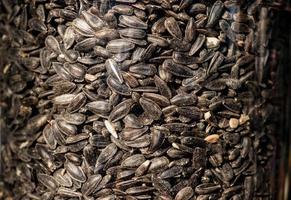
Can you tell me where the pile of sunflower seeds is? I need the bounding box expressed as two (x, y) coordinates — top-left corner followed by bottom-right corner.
(0, 0), (280, 199)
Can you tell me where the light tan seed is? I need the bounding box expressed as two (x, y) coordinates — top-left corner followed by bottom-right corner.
(204, 134), (220, 143)
(206, 37), (220, 48)
(239, 114), (250, 125)
(229, 118), (239, 129)
(104, 120), (118, 138)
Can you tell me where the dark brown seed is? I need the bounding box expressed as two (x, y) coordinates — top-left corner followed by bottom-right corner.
(75, 38), (106, 52)
(154, 75), (172, 99)
(135, 160), (151, 176)
(163, 59), (194, 77)
(176, 107), (203, 120)
(206, 0), (224, 28)
(81, 174), (102, 196)
(179, 0), (194, 11)
(62, 112), (86, 125)
(56, 119), (77, 136)
(204, 79), (226, 91)
(65, 161), (86, 183)
(142, 93), (170, 107)
(106, 59), (123, 84)
(95, 28), (120, 41)
(181, 137), (206, 148)
(189, 3), (206, 14)
(147, 34), (169, 47)
(43, 124), (57, 150)
(86, 100), (111, 115)
(107, 75), (132, 96)
(106, 39), (135, 54)
(244, 176), (254, 200)
(121, 154), (146, 168)
(195, 183), (221, 194)
(148, 156), (169, 173)
(119, 15), (148, 29)
(57, 187), (82, 197)
(37, 173), (59, 191)
(164, 17), (183, 39)
(119, 28), (146, 39)
(152, 17), (166, 34)
(192, 147), (206, 170)
(189, 34), (205, 56)
(120, 126), (148, 141)
(159, 166), (183, 179)
(139, 97), (162, 121)
(171, 93), (197, 106)
(124, 134), (150, 148)
(53, 169), (72, 188)
(123, 114), (143, 128)
(51, 120), (66, 146)
(67, 92), (87, 113)
(129, 63), (157, 76)
(126, 186), (155, 195)
(45, 35), (62, 54)
(96, 143), (118, 164)
(184, 17), (196, 42)
(231, 22), (250, 33)
(109, 99), (135, 122)
(82, 10), (106, 31)
(72, 18), (95, 36)
(52, 62), (73, 81)
(175, 186), (194, 200)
